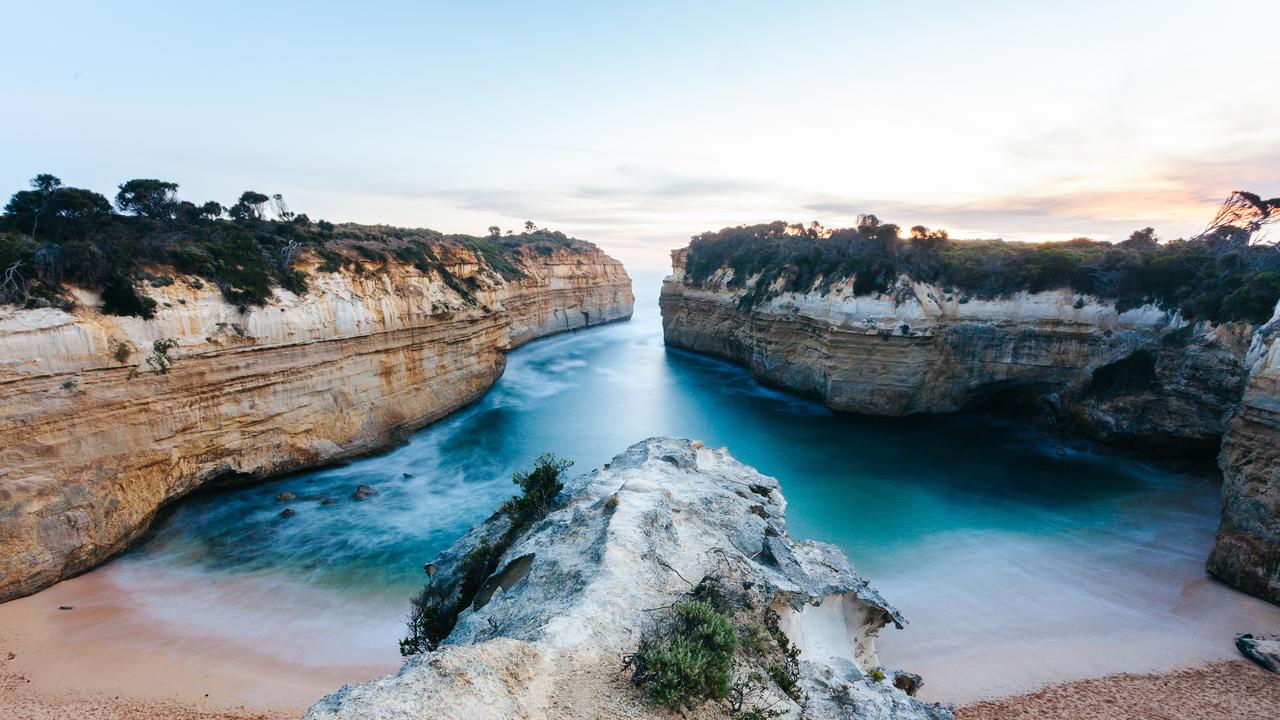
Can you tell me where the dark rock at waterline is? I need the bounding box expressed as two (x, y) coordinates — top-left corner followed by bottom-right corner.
(402, 472), (413, 478)
(353, 484), (379, 500)
(276, 492), (296, 502)
(320, 498), (336, 506)
(1236, 633), (1280, 673)
(894, 671), (924, 696)
(280, 508), (296, 518)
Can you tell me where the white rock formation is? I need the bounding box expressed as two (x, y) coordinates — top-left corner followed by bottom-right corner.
(306, 438), (950, 720)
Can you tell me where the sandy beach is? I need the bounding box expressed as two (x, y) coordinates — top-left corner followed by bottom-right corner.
(4, 568), (1278, 720)
(957, 660), (1280, 720)
(0, 570), (394, 720)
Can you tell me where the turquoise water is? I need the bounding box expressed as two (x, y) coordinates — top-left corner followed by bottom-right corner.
(105, 272), (1280, 696)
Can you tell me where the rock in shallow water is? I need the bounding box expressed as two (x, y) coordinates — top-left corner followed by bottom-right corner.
(305, 437), (950, 720)
(352, 484), (379, 500)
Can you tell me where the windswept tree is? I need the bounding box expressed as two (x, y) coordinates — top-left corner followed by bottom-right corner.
(5, 178), (111, 242)
(1199, 191), (1280, 247)
(488, 225), (501, 238)
(1120, 227), (1158, 250)
(4, 174), (63, 239)
(229, 191), (270, 222)
(269, 193), (294, 222)
(524, 220), (536, 232)
(115, 179), (180, 220)
(198, 201), (224, 221)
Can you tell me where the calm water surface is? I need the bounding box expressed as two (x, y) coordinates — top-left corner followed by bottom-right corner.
(105, 271), (1280, 699)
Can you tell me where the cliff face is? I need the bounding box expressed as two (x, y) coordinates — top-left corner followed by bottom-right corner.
(0, 245), (633, 602)
(306, 438), (949, 720)
(660, 249), (1251, 451)
(1208, 312), (1280, 604)
(660, 248), (1280, 604)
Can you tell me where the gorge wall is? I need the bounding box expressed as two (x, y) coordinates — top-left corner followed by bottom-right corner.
(1207, 315), (1280, 603)
(0, 244), (633, 602)
(660, 248), (1280, 604)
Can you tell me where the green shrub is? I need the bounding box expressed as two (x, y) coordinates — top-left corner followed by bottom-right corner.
(101, 272), (156, 318)
(631, 600), (738, 709)
(400, 537), (500, 656)
(501, 453), (573, 523)
(628, 577), (805, 716)
(145, 338), (179, 374)
(400, 453), (576, 656)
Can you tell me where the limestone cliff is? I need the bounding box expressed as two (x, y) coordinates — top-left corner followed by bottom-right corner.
(660, 248), (1280, 604)
(306, 438), (949, 720)
(0, 243), (632, 602)
(660, 249), (1252, 452)
(1208, 308), (1280, 604)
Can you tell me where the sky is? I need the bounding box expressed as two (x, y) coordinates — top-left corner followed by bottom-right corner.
(3, 1), (1279, 270)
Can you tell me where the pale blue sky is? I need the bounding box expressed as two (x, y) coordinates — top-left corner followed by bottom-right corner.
(4, 1), (1278, 268)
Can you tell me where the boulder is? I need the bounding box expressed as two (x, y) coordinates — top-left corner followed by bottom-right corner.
(1236, 633), (1280, 673)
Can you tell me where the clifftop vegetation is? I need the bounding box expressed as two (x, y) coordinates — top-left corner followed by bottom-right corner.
(684, 192), (1280, 324)
(0, 174), (590, 317)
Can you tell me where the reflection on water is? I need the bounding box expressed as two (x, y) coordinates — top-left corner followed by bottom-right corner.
(106, 271), (1280, 696)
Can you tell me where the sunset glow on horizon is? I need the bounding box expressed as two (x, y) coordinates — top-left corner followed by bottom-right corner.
(4, 0), (1278, 269)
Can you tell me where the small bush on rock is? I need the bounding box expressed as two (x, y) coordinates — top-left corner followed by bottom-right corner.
(630, 599), (738, 709)
(145, 338), (178, 374)
(627, 575), (805, 717)
(400, 453), (576, 657)
(501, 452), (572, 523)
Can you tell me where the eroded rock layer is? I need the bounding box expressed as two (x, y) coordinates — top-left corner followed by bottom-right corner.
(1208, 316), (1280, 603)
(659, 248), (1280, 604)
(306, 438), (949, 720)
(0, 245), (632, 602)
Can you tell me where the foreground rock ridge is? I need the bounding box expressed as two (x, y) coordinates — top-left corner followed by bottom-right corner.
(307, 438), (949, 720)
(660, 248), (1280, 605)
(0, 244), (632, 602)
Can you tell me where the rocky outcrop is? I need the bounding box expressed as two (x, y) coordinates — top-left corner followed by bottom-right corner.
(1235, 633), (1280, 673)
(0, 244), (632, 602)
(1208, 309), (1280, 604)
(660, 248), (1280, 605)
(660, 249), (1252, 453)
(306, 438), (950, 720)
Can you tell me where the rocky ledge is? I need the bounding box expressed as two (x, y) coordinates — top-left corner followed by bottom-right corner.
(660, 248), (1280, 605)
(0, 243), (632, 602)
(306, 438), (950, 720)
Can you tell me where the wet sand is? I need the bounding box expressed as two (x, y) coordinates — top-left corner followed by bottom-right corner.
(3, 570), (1278, 719)
(0, 570), (395, 720)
